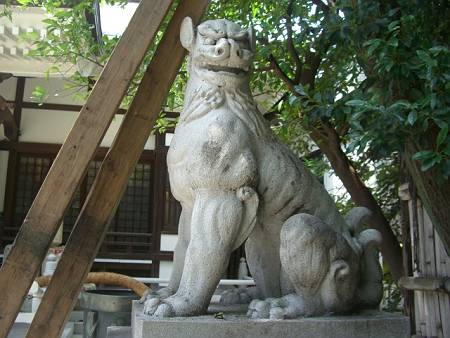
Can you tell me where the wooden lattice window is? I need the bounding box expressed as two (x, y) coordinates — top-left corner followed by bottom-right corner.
(8, 151), (155, 260)
(13, 154), (52, 229)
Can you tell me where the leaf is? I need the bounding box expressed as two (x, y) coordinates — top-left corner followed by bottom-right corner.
(387, 8), (400, 17)
(416, 50), (436, 67)
(442, 160), (450, 178)
(421, 156), (438, 172)
(407, 110), (417, 125)
(387, 21), (400, 32)
(388, 38), (398, 48)
(277, 100), (283, 111)
(294, 84), (307, 96)
(288, 95), (299, 106)
(389, 100), (411, 111)
(366, 39), (382, 55)
(345, 99), (365, 107)
(385, 58), (394, 71)
(430, 93), (438, 109)
(444, 143), (450, 156)
(429, 46), (447, 55)
(412, 150), (434, 161)
(436, 125), (448, 147)
(433, 118), (448, 129)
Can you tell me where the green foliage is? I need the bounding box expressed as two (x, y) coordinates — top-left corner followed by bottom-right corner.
(339, 1), (450, 178)
(30, 85), (48, 104)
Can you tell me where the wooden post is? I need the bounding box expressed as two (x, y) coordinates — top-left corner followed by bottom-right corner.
(0, 1), (172, 336)
(26, 1), (209, 337)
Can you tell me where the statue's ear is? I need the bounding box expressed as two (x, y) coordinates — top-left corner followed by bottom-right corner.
(180, 17), (195, 51)
(248, 26), (256, 52)
(331, 260), (351, 282)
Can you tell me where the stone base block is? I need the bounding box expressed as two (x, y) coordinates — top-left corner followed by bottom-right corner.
(132, 301), (410, 338)
(107, 326), (132, 338)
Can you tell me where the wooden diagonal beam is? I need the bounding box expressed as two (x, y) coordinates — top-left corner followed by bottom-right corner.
(25, 1), (209, 337)
(0, 1), (173, 336)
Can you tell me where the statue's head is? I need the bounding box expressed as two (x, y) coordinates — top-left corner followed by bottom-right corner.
(180, 17), (255, 85)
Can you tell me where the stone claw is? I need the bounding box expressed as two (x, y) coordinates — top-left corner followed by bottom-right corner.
(220, 288), (252, 305)
(247, 299), (271, 319)
(247, 297), (297, 319)
(140, 287), (174, 305)
(143, 297), (162, 315)
(153, 302), (175, 318)
(143, 294), (197, 318)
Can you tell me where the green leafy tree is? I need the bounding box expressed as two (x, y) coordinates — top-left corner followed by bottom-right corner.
(338, 0), (450, 252)
(5, 0), (449, 280)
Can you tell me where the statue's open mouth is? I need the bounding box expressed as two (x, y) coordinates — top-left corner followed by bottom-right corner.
(204, 64), (248, 75)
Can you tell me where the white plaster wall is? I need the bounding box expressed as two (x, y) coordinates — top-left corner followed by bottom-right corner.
(165, 133), (174, 147)
(158, 235), (177, 278)
(19, 108), (156, 149)
(160, 234), (178, 252)
(20, 108), (78, 144)
(159, 260), (173, 280)
(102, 115), (156, 150)
(0, 151), (9, 213)
(0, 77), (17, 101)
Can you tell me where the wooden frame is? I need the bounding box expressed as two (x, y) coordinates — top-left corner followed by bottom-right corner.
(0, 0), (174, 334)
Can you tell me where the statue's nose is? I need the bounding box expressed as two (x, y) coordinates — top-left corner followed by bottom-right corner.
(228, 39), (242, 60)
(212, 38), (243, 62)
(213, 38), (230, 60)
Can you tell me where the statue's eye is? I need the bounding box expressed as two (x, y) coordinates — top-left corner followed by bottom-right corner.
(204, 37), (216, 45)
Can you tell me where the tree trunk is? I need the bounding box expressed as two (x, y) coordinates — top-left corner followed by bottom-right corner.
(404, 140), (450, 255)
(310, 124), (404, 280)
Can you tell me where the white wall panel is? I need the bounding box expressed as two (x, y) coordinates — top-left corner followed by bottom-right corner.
(0, 77), (17, 101)
(159, 260), (173, 279)
(19, 109), (156, 149)
(20, 109), (78, 144)
(160, 234), (178, 252)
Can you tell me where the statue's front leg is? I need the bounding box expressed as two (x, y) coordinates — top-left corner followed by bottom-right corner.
(144, 189), (251, 317)
(141, 206), (192, 304)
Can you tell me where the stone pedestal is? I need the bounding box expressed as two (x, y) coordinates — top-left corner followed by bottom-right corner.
(131, 301), (410, 338)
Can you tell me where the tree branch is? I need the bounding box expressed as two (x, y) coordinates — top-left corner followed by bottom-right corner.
(286, 0), (303, 83)
(311, 0), (330, 15)
(268, 54), (297, 92)
(0, 94), (18, 141)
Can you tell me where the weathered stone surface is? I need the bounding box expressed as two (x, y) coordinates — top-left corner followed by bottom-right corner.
(107, 326), (132, 338)
(134, 302), (409, 338)
(142, 17), (384, 319)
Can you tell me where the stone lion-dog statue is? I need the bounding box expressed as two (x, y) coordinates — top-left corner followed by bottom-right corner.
(143, 17), (383, 319)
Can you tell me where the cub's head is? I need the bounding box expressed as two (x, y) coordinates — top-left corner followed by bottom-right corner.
(180, 17), (255, 84)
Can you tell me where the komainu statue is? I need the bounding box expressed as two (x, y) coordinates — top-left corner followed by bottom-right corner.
(142, 17), (383, 319)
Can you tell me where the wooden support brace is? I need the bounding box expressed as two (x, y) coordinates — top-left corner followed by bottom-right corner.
(399, 276), (450, 294)
(0, 0), (173, 336)
(26, 1), (209, 337)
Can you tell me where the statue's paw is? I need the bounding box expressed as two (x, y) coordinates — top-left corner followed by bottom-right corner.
(247, 298), (289, 319)
(220, 288), (253, 305)
(144, 294), (201, 317)
(247, 299), (271, 319)
(143, 297), (175, 317)
(139, 287), (174, 304)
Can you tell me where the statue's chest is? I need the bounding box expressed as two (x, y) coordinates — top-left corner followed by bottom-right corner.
(167, 109), (236, 186)
(168, 113), (219, 165)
